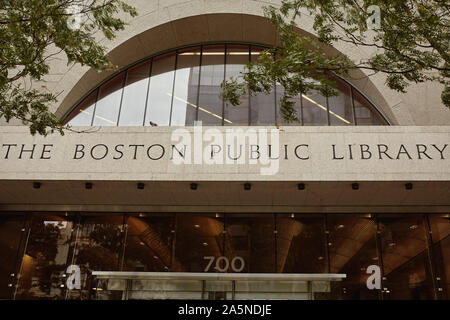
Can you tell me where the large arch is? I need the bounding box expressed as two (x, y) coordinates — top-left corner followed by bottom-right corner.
(53, 11), (397, 124)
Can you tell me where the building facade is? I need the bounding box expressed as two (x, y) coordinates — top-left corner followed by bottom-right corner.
(0, 1), (449, 300)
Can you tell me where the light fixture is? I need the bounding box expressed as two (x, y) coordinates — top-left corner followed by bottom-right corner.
(409, 224), (418, 230)
(33, 182), (41, 189)
(317, 256), (324, 260)
(85, 182), (93, 189)
(297, 183), (305, 190)
(244, 183), (251, 190)
(190, 183), (198, 190)
(137, 183), (145, 190)
(194, 224), (200, 228)
(352, 183), (359, 190)
(202, 242), (208, 246)
(337, 224), (345, 229)
(290, 213), (295, 219)
(405, 183), (413, 190)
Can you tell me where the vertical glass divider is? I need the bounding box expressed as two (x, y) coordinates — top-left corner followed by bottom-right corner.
(142, 57), (153, 126)
(169, 50), (179, 126)
(116, 70), (129, 126)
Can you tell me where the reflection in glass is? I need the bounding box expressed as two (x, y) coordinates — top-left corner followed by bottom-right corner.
(66, 90), (97, 126)
(67, 215), (125, 300)
(275, 85), (302, 126)
(250, 47), (275, 125)
(16, 214), (75, 300)
(145, 53), (176, 126)
(302, 89), (329, 125)
(0, 214), (26, 299)
(92, 73), (125, 126)
(378, 215), (435, 300)
(119, 61), (151, 126)
(279, 215), (327, 273)
(123, 214), (175, 272)
(198, 46), (226, 125)
(65, 44), (387, 127)
(328, 76), (354, 126)
(171, 47), (201, 126)
(354, 90), (383, 125)
(225, 214), (275, 273)
(427, 214), (450, 299)
(174, 214), (225, 272)
(224, 45), (250, 125)
(327, 215), (379, 300)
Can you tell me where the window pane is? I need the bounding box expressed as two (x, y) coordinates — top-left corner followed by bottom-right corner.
(92, 73), (125, 126)
(225, 214), (275, 273)
(123, 214), (175, 272)
(250, 47), (275, 125)
(173, 214), (225, 272)
(145, 53), (176, 127)
(278, 214), (327, 273)
(224, 45), (250, 126)
(428, 214), (450, 300)
(171, 47), (201, 126)
(354, 90), (384, 125)
(66, 90), (97, 126)
(327, 215), (379, 300)
(67, 214), (125, 300)
(378, 215), (435, 300)
(302, 89), (329, 125)
(16, 214), (76, 300)
(198, 45), (225, 125)
(118, 61), (151, 126)
(0, 214), (26, 299)
(328, 76), (354, 126)
(275, 85), (302, 126)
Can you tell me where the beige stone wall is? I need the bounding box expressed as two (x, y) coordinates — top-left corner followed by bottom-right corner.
(0, 126), (449, 181)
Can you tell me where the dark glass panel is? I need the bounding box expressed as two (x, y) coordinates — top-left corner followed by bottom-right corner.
(428, 214), (450, 299)
(353, 89), (384, 125)
(123, 214), (175, 272)
(224, 45), (250, 126)
(328, 75), (354, 126)
(173, 214), (225, 272)
(278, 214), (327, 273)
(0, 214), (26, 299)
(145, 53), (176, 126)
(275, 85), (302, 126)
(66, 90), (97, 126)
(197, 45), (226, 125)
(302, 88), (329, 126)
(118, 61), (151, 126)
(225, 214), (275, 273)
(66, 214), (125, 300)
(171, 47), (201, 126)
(16, 213), (76, 300)
(250, 47), (275, 125)
(92, 73), (125, 126)
(327, 214), (379, 300)
(378, 214), (435, 300)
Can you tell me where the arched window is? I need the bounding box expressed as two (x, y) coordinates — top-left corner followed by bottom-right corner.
(64, 44), (389, 126)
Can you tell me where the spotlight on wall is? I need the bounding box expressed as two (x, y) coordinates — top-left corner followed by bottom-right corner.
(352, 183), (359, 190)
(85, 182), (93, 190)
(33, 182), (41, 189)
(244, 183), (252, 191)
(297, 183), (305, 190)
(405, 183), (413, 190)
(137, 183), (145, 190)
(190, 183), (198, 190)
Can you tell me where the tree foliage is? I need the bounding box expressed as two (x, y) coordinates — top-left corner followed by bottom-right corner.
(0, 0), (137, 135)
(221, 0), (450, 123)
